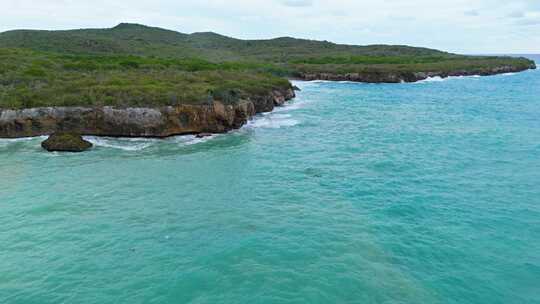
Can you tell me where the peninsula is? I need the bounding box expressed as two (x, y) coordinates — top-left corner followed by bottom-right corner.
(0, 23), (536, 140)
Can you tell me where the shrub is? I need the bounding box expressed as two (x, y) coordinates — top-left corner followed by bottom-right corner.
(119, 60), (140, 69)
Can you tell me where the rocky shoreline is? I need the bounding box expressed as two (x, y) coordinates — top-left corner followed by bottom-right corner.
(0, 88), (295, 138)
(298, 63), (537, 83)
(0, 62), (536, 139)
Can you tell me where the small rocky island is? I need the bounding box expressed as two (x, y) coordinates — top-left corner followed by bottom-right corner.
(41, 133), (93, 152)
(0, 23), (536, 150)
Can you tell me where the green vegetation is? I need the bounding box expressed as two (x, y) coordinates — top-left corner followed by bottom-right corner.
(0, 23), (535, 109)
(290, 56), (535, 75)
(0, 23), (452, 61)
(0, 48), (290, 108)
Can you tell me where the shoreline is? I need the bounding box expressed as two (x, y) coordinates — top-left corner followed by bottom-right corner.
(0, 87), (295, 139)
(295, 62), (536, 83)
(0, 63), (536, 139)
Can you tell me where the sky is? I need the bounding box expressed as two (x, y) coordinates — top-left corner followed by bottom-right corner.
(1, 0), (539, 54)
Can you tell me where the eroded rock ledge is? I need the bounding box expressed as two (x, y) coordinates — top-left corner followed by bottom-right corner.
(0, 88), (295, 138)
(298, 63), (537, 83)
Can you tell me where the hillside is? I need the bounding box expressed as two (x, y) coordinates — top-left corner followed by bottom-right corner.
(0, 23), (536, 110)
(0, 23), (451, 61)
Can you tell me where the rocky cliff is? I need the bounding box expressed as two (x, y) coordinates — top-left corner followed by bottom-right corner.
(298, 62), (537, 83)
(0, 88), (295, 138)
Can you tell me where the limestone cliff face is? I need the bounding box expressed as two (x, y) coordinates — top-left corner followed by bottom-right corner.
(298, 63), (537, 83)
(0, 88), (295, 138)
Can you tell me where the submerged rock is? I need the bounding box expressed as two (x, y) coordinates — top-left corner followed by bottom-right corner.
(41, 133), (92, 152)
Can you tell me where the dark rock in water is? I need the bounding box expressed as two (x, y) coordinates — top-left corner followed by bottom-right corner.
(41, 133), (92, 152)
(196, 133), (213, 138)
(293, 85), (301, 91)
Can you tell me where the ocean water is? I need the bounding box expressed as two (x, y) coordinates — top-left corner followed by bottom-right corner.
(1, 57), (539, 304)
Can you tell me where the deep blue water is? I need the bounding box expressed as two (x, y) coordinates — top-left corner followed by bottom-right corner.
(1, 56), (539, 303)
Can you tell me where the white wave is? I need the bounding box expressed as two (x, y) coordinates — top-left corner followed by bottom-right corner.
(0, 136), (46, 143)
(336, 80), (360, 84)
(308, 80), (334, 84)
(271, 114), (293, 119)
(273, 95), (314, 113)
(273, 103), (301, 113)
(419, 76), (446, 82)
(0, 136), (46, 147)
(416, 75), (482, 83)
(501, 72), (517, 76)
(84, 134), (218, 151)
(291, 80), (334, 89)
(84, 136), (158, 151)
(44, 152), (62, 157)
(245, 113), (299, 129)
(167, 134), (216, 146)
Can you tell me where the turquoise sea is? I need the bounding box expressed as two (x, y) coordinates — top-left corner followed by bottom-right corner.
(1, 56), (539, 304)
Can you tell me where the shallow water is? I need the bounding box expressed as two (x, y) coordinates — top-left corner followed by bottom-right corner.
(1, 57), (540, 304)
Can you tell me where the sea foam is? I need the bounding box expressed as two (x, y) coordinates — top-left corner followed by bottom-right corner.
(0, 136), (46, 147)
(84, 136), (159, 151)
(416, 75), (482, 83)
(246, 113), (299, 129)
(84, 134), (218, 151)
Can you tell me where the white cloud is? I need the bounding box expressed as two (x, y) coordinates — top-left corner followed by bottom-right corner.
(279, 0), (314, 7)
(0, 0), (538, 53)
(465, 9), (480, 16)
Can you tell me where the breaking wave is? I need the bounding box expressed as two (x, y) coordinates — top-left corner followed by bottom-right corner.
(84, 134), (217, 151)
(416, 75), (482, 83)
(84, 136), (159, 151)
(0, 136), (46, 147)
(245, 113), (300, 129)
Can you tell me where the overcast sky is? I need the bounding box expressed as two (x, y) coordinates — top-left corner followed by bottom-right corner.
(1, 0), (539, 54)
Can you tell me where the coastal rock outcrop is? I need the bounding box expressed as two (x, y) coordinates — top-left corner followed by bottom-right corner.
(41, 133), (92, 152)
(298, 62), (536, 83)
(0, 87), (295, 138)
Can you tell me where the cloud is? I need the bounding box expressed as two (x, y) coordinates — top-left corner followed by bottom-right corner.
(515, 15), (540, 26)
(0, 0), (538, 53)
(506, 8), (540, 26)
(508, 11), (525, 18)
(278, 0), (314, 7)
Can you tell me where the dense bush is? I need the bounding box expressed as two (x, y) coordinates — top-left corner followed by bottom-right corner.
(0, 49), (290, 109)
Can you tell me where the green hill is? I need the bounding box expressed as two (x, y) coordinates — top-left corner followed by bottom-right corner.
(0, 23), (536, 109)
(0, 23), (451, 61)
